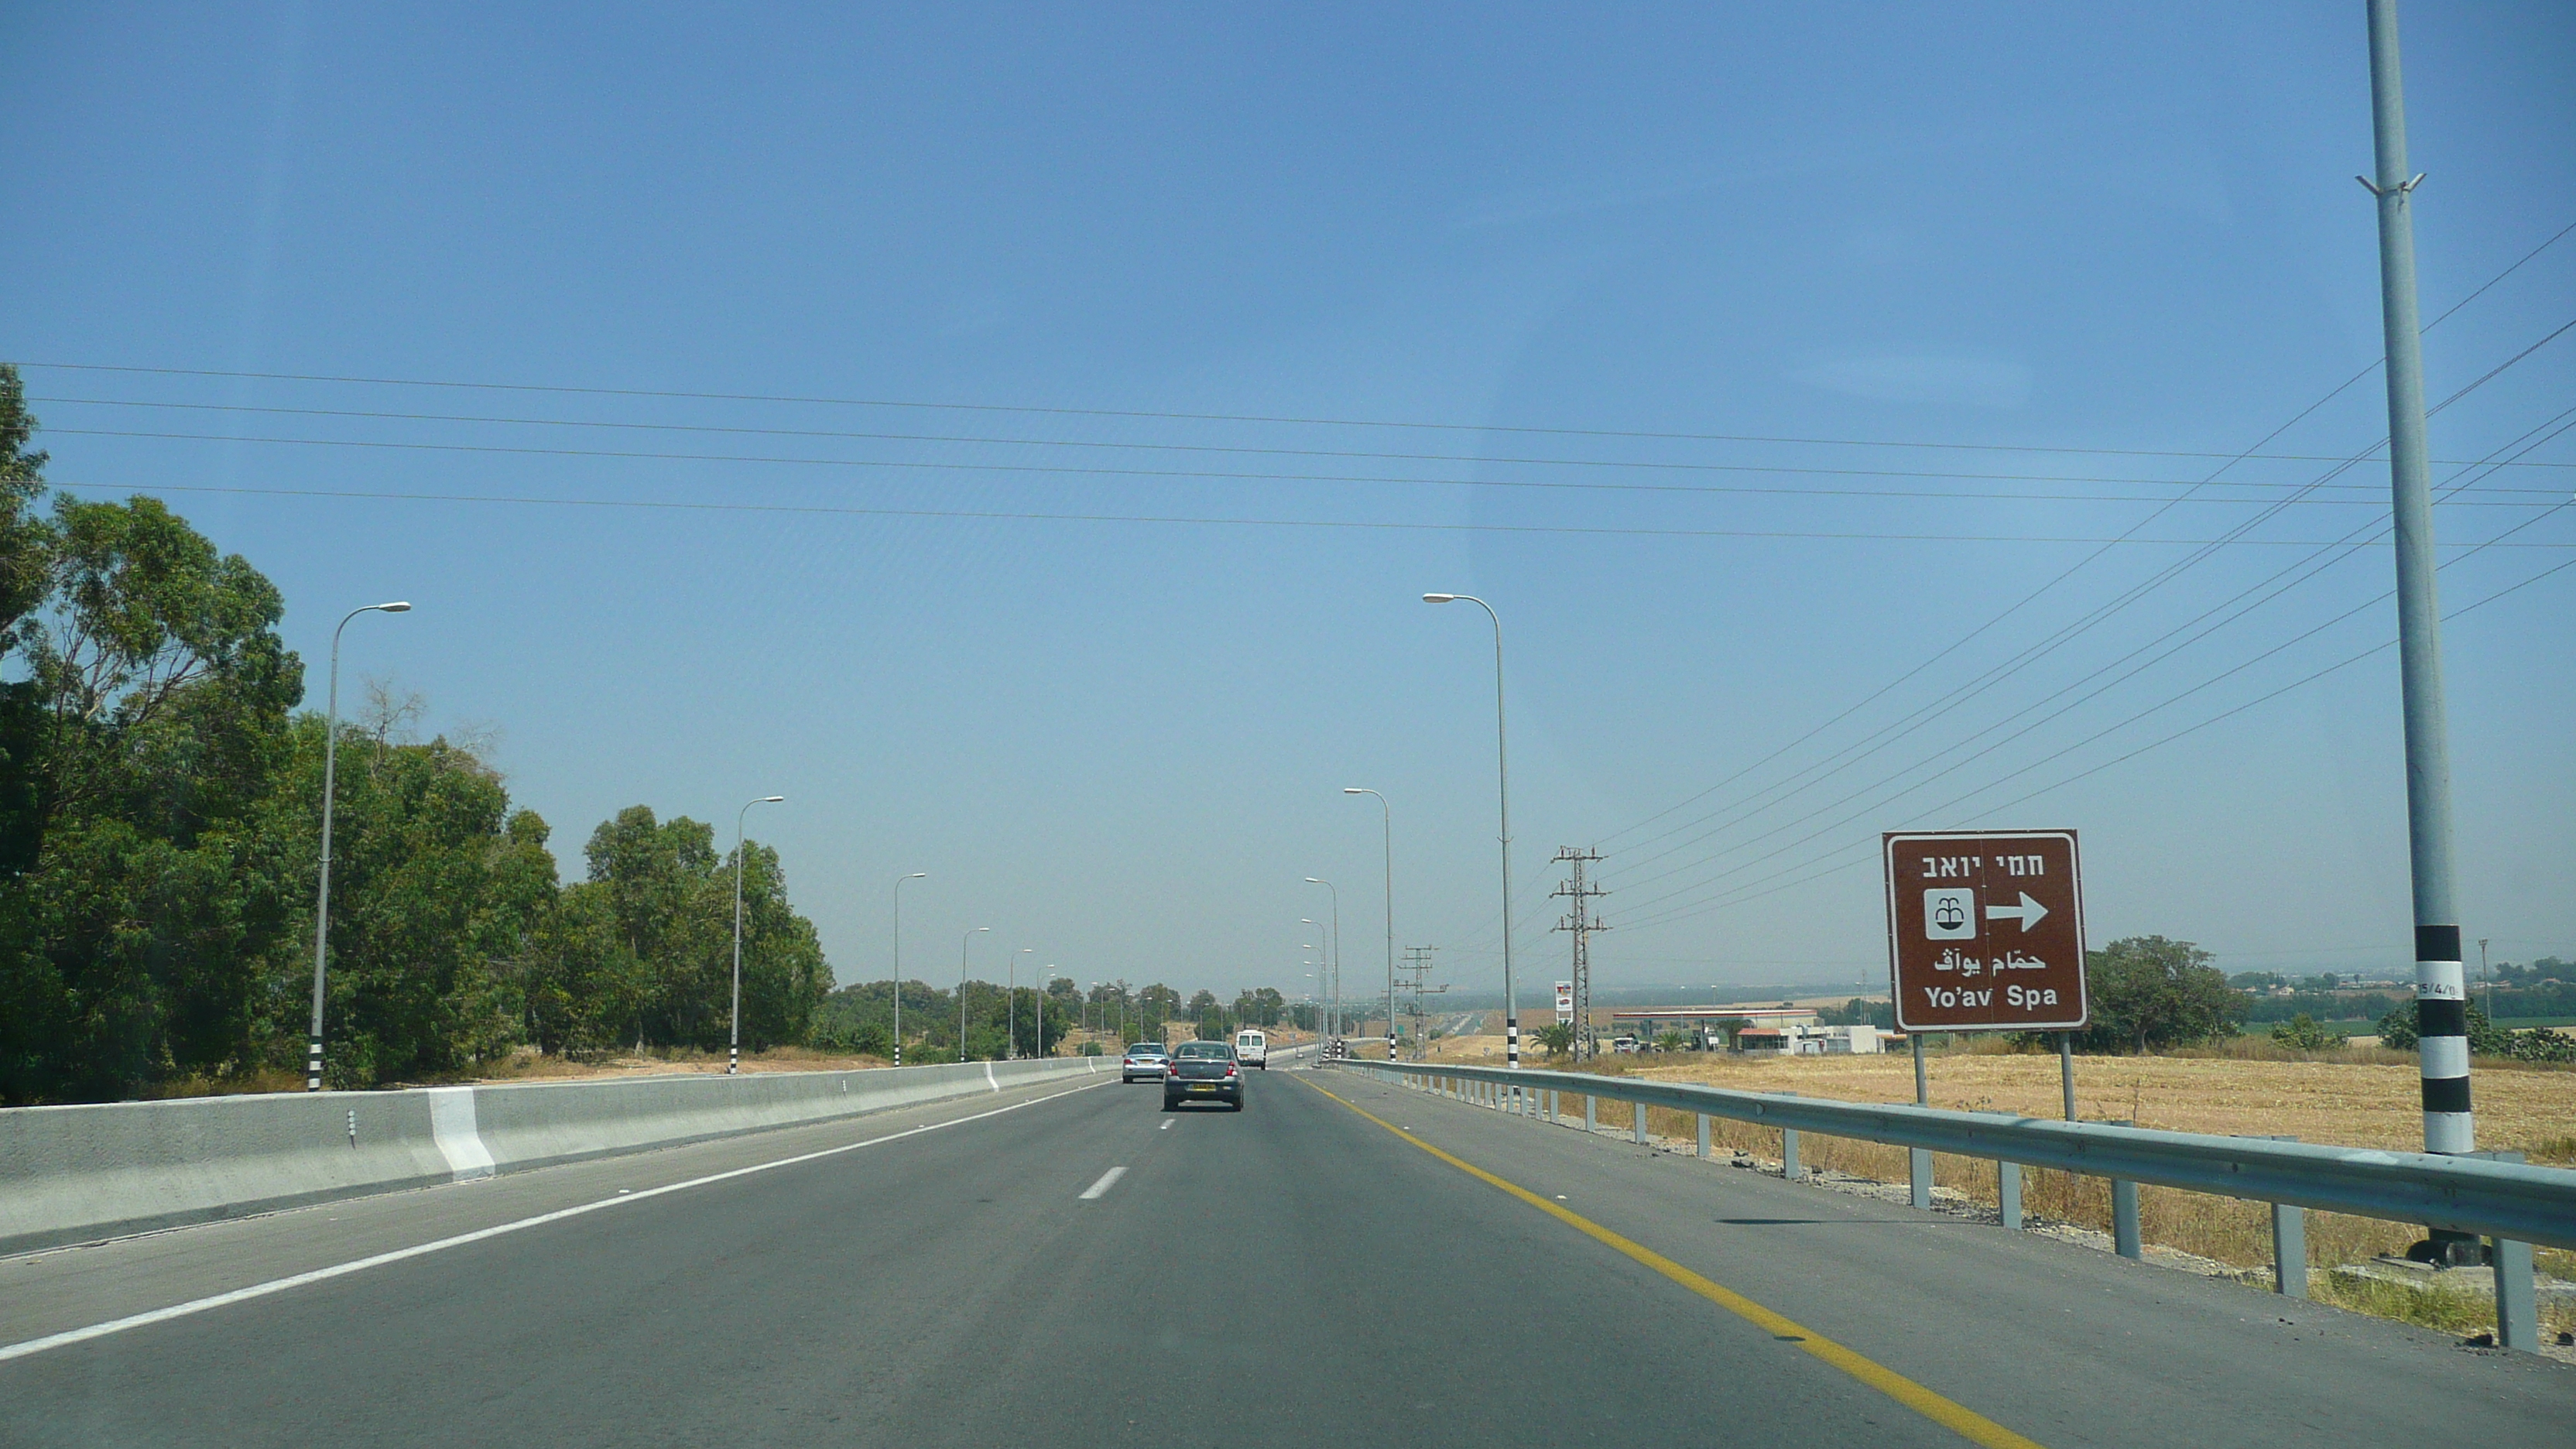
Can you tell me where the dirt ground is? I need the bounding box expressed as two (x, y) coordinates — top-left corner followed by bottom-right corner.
(1419, 1033), (2576, 1162)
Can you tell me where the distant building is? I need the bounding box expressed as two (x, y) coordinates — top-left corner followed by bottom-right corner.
(1611, 1005), (1818, 1040)
(1735, 1023), (1886, 1056)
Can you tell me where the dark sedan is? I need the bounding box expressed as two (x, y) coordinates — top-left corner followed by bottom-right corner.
(1161, 1040), (1244, 1111)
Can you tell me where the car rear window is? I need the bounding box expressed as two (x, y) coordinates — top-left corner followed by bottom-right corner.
(1174, 1042), (1231, 1058)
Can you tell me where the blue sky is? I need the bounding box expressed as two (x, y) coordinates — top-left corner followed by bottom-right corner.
(6, 2), (2571, 1005)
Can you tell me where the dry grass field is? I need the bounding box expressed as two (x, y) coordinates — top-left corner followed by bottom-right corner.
(1414, 1033), (2576, 1341)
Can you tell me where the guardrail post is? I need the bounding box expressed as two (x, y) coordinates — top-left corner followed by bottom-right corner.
(1909, 1149), (1933, 1210)
(1998, 1162), (2022, 1231)
(2492, 1236), (2537, 1352)
(2272, 1202), (2307, 1298)
(2112, 1178), (2142, 1260)
(1632, 1101), (1649, 1145)
(1778, 1091), (1800, 1180)
(1697, 1112), (1711, 1158)
(1584, 1094), (1596, 1134)
(1548, 1088), (1559, 1124)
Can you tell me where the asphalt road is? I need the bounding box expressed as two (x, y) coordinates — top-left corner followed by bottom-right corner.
(3, 1063), (2571, 1447)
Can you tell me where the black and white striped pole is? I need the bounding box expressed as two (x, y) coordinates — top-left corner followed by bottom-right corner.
(305, 601), (410, 1091)
(729, 795), (786, 1077)
(1423, 594), (1519, 1101)
(2362, 1), (2475, 1238)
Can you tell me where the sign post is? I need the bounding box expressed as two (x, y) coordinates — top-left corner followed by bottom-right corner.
(1884, 831), (2089, 1034)
(1884, 831), (2091, 1149)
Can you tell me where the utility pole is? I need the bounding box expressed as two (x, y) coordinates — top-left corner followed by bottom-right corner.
(1396, 945), (1441, 1061)
(2360, 1), (2472, 1200)
(1552, 848), (1608, 1060)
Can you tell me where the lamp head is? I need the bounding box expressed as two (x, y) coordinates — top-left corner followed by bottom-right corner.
(1342, 787), (1366, 795)
(907, 872), (927, 879)
(974, 926), (990, 933)
(759, 795), (785, 803)
(375, 601), (413, 613)
(1423, 594), (1457, 604)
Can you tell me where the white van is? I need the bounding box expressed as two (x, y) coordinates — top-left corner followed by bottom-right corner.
(1233, 1029), (1268, 1068)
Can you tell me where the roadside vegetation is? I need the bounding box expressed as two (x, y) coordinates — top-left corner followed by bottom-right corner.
(0, 372), (1300, 1103)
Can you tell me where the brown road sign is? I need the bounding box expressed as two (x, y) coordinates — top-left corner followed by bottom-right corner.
(1883, 831), (2088, 1033)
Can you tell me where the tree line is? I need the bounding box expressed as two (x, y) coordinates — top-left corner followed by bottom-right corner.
(0, 368), (827, 1103)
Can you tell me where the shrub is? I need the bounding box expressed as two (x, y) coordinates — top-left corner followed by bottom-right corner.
(2269, 1014), (2348, 1051)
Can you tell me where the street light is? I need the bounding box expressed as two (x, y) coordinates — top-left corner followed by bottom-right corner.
(1300, 920), (1322, 1036)
(891, 873), (927, 1067)
(1041, 965), (1057, 1057)
(1007, 947), (1033, 1060)
(730, 796), (787, 1076)
(959, 926), (990, 1060)
(1344, 788), (1393, 1064)
(307, 601), (412, 1092)
(1423, 594), (1519, 1079)
(1304, 879), (1340, 1051)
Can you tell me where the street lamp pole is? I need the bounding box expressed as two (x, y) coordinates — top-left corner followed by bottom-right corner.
(1006, 947), (1032, 1059)
(891, 873), (927, 1067)
(307, 601), (411, 1092)
(731, 796), (786, 1076)
(959, 926), (989, 1060)
(1423, 592), (1518, 1077)
(1344, 788), (1392, 1062)
(1303, 879), (1339, 1051)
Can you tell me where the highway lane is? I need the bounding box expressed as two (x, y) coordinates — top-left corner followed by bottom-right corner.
(3, 1061), (2570, 1447)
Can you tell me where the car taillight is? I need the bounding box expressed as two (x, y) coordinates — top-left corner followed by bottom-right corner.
(1225, 1064), (1238, 1077)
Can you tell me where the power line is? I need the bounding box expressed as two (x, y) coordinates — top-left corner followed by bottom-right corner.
(1612, 464), (2573, 924)
(39, 423), (2560, 510)
(26, 395), (2567, 488)
(1591, 311), (2576, 855)
(1602, 402), (2576, 896)
(15, 204), (2565, 460)
(1615, 545), (2576, 935)
(49, 477), (2561, 550)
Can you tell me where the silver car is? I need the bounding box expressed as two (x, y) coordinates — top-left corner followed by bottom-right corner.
(1120, 1040), (1170, 1083)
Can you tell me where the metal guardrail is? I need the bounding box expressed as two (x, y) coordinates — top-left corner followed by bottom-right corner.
(1327, 1057), (2576, 1276)
(1330, 1057), (2576, 1250)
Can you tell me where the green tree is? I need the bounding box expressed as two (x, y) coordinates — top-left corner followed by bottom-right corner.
(558, 805), (827, 1053)
(2078, 936), (2242, 1053)
(0, 487), (305, 1103)
(1533, 1021), (1577, 1058)
(0, 365), (51, 886)
(525, 875), (647, 1055)
(279, 724), (557, 1086)
(2375, 1000), (2512, 1057)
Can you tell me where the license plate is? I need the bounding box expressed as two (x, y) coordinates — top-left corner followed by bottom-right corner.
(1190, 1084), (1215, 1093)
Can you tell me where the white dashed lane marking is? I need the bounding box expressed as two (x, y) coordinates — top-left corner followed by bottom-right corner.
(1078, 1166), (1128, 1201)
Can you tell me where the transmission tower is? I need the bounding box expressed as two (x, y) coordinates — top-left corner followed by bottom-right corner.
(1552, 847), (1608, 1060)
(1396, 945), (1443, 1061)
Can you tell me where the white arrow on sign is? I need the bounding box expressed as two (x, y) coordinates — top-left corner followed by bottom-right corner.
(1985, 892), (2048, 931)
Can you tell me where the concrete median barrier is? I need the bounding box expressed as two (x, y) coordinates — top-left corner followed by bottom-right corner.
(0, 1056), (1104, 1256)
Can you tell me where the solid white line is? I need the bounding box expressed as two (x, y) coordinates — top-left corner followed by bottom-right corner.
(1159, 1119), (1174, 1131)
(1077, 1166), (1128, 1201)
(0, 1077), (1109, 1365)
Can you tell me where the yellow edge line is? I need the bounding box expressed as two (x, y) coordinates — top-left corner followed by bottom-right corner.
(1301, 1076), (2044, 1449)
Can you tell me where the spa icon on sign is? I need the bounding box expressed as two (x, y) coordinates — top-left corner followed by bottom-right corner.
(1923, 888), (1977, 940)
